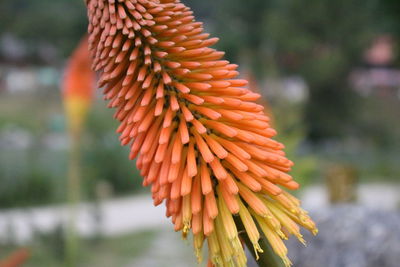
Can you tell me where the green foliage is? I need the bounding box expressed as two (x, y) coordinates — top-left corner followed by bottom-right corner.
(0, 93), (143, 208)
(191, 0), (393, 141)
(0, 158), (53, 208)
(0, 0), (87, 61)
(354, 95), (400, 148)
(263, 0), (381, 140)
(0, 230), (156, 267)
(83, 104), (144, 198)
(271, 101), (319, 187)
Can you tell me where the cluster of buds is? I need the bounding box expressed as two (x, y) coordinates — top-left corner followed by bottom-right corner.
(86, 0), (317, 266)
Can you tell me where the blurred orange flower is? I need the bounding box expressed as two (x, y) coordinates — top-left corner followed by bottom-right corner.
(63, 36), (96, 133)
(86, 0), (317, 266)
(0, 249), (30, 267)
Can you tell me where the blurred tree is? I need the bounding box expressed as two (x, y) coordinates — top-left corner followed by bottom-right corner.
(0, 0), (87, 63)
(381, 0), (400, 33)
(186, 0), (273, 75)
(263, 0), (383, 140)
(83, 105), (143, 198)
(380, 0), (400, 67)
(198, 0), (384, 141)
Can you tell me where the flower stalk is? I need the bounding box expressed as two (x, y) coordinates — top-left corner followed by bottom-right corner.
(62, 36), (95, 267)
(65, 130), (81, 267)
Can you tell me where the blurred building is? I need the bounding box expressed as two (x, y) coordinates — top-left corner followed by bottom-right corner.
(350, 35), (400, 98)
(0, 65), (60, 94)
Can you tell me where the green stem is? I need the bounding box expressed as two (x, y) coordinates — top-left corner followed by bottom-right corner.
(65, 131), (82, 267)
(235, 217), (286, 267)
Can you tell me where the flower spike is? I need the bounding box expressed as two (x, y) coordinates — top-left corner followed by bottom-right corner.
(85, 1), (317, 266)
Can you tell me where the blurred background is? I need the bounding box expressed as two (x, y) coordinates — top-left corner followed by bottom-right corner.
(0, 0), (399, 266)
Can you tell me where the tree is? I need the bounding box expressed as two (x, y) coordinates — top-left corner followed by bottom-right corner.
(189, 0), (385, 141)
(0, 0), (87, 63)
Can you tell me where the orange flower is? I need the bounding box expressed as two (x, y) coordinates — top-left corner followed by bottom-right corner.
(86, 1), (317, 266)
(63, 36), (96, 134)
(0, 249), (30, 267)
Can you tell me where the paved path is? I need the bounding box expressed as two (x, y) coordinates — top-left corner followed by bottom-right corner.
(0, 184), (399, 244)
(300, 183), (400, 211)
(0, 195), (168, 244)
(125, 230), (198, 267)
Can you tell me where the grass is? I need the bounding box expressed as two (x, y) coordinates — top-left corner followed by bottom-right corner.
(0, 91), (145, 208)
(0, 230), (157, 267)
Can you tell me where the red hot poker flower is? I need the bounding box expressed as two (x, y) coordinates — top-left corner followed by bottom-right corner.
(85, 1), (317, 266)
